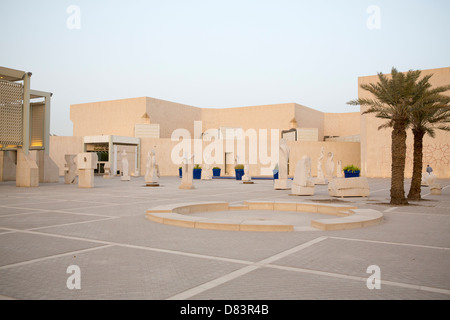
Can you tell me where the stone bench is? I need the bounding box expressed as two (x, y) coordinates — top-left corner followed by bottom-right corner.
(328, 177), (370, 197)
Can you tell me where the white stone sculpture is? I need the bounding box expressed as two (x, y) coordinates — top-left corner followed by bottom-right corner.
(336, 160), (343, 178)
(427, 172), (436, 185)
(421, 172), (429, 186)
(315, 147), (327, 185)
(326, 152), (335, 178)
(291, 156), (315, 195)
(179, 153), (195, 189)
(422, 171), (438, 186)
(145, 149), (160, 186)
(242, 160), (253, 184)
(120, 150), (130, 181)
(64, 154), (77, 184)
(77, 153), (97, 188)
(201, 158), (212, 180)
(103, 162), (112, 179)
(274, 139), (290, 190)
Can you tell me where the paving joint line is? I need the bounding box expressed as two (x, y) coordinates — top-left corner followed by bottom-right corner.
(26, 217), (120, 231)
(328, 236), (450, 250)
(0, 244), (114, 270)
(166, 236), (328, 300)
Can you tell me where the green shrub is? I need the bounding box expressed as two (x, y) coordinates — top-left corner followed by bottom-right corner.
(235, 164), (244, 170)
(213, 167), (220, 170)
(343, 165), (360, 172)
(194, 164), (202, 169)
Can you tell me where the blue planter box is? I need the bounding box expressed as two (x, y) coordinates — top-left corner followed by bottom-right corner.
(179, 168), (182, 178)
(273, 172), (279, 180)
(212, 168), (221, 177)
(193, 168), (202, 179)
(235, 169), (244, 180)
(344, 171), (360, 178)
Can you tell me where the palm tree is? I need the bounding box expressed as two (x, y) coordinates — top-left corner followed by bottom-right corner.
(407, 85), (450, 200)
(347, 67), (428, 205)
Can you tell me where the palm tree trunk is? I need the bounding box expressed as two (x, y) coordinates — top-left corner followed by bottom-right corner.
(407, 129), (425, 201)
(390, 120), (408, 205)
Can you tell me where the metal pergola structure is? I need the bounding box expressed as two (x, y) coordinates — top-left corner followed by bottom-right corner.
(0, 66), (52, 155)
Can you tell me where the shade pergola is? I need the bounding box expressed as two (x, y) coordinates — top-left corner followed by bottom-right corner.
(0, 66), (52, 154)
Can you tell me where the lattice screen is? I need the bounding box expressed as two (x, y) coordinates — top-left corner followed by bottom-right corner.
(0, 80), (23, 146)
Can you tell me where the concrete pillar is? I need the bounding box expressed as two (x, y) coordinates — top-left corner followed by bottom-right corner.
(22, 72), (31, 154)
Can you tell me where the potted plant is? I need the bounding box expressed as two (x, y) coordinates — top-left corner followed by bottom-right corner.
(235, 164), (244, 180)
(193, 164), (202, 179)
(343, 165), (361, 178)
(273, 163), (279, 180)
(179, 167), (182, 178)
(212, 167), (221, 177)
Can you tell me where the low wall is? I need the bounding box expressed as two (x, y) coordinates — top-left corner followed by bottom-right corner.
(50, 136), (360, 178)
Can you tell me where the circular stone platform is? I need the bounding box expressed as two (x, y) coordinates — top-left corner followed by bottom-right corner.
(145, 201), (383, 232)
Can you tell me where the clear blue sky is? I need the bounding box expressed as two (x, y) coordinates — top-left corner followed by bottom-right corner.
(1, 0), (449, 136)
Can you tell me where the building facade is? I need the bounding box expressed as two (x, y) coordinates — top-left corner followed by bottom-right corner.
(47, 66), (450, 179)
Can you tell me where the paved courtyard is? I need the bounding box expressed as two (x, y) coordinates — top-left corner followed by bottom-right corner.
(0, 176), (449, 301)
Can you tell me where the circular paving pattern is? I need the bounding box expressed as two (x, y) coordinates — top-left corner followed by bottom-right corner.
(145, 201), (383, 232)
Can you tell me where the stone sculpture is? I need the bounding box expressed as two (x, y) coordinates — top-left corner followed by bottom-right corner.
(77, 152), (97, 188)
(64, 154), (77, 184)
(422, 172), (436, 186)
(103, 162), (112, 179)
(242, 160), (253, 184)
(336, 160), (343, 178)
(274, 139), (290, 190)
(120, 150), (130, 181)
(326, 152), (335, 178)
(201, 158), (212, 180)
(179, 153), (195, 189)
(145, 149), (160, 186)
(315, 147), (327, 185)
(291, 156), (315, 195)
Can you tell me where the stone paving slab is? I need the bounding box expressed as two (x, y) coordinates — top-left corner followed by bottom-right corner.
(0, 176), (449, 301)
(0, 245), (244, 300)
(0, 232), (104, 267)
(273, 237), (450, 290)
(189, 267), (450, 300)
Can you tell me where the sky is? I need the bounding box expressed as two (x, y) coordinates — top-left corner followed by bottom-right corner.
(1, 0), (449, 136)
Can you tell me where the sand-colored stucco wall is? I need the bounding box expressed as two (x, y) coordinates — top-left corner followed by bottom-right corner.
(50, 136), (83, 176)
(201, 103), (296, 137)
(294, 104), (325, 141)
(145, 97), (202, 138)
(359, 67), (450, 178)
(324, 112), (360, 138)
(140, 138), (360, 178)
(49, 134), (360, 180)
(71, 97), (147, 137)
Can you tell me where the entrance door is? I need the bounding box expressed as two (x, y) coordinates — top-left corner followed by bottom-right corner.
(225, 152), (234, 175)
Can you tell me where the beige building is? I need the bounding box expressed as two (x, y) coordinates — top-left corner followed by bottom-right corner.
(359, 67), (450, 178)
(4, 66), (447, 183)
(50, 66), (449, 179)
(63, 96), (363, 178)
